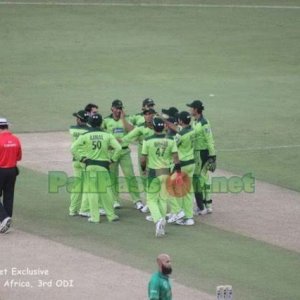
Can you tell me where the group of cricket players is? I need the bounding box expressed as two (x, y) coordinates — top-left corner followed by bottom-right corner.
(69, 98), (216, 237)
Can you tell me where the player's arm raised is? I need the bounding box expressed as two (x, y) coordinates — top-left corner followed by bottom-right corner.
(121, 126), (141, 144)
(120, 109), (134, 132)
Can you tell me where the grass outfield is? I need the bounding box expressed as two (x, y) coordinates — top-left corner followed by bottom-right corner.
(14, 167), (300, 299)
(1, 0), (299, 191)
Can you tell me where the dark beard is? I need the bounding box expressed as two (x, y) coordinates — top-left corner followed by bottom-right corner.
(162, 265), (172, 275)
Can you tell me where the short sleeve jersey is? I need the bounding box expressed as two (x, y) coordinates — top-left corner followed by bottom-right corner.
(69, 125), (89, 145)
(0, 131), (22, 168)
(102, 115), (130, 148)
(122, 124), (154, 145)
(148, 272), (172, 300)
(71, 128), (122, 162)
(142, 134), (178, 169)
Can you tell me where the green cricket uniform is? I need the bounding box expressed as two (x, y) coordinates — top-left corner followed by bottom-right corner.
(71, 128), (121, 222)
(69, 125), (89, 215)
(122, 123), (155, 180)
(122, 123), (154, 146)
(174, 126), (195, 218)
(148, 272), (172, 300)
(128, 113), (145, 127)
(142, 134), (178, 223)
(192, 116), (216, 209)
(193, 116), (215, 155)
(165, 129), (182, 216)
(103, 115), (141, 204)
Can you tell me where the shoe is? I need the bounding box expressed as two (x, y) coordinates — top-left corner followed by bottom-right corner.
(134, 201), (144, 211)
(110, 216), (120, 222)
(99, 209), (106, 216)
(197, 208), (208, 215)
(0, 217), (12, 233)
(146, 215), (153, 222)
(167, 214), (176, 223)
(176, 218), (195, 226)
(167, 210), (185, 223)
(88, 218), (99, 223)
(206, 205), (213, 214)
(155, 218), (166, 237)
(114, 202), (121, 209)
(141, 204), (149, 213)
(79, 211), (90, 217)
(69, 212), (78, 216)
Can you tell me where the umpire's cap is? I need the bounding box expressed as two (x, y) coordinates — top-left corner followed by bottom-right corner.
(0, 118), (9, 126)
(161, 107), (179, 118)
(178, 111), (191, 125)
(142, 98), (155, 107)
(88, 113), (103, 128)
(152, 117), (165, 132)
(72, 110), (89, 122)
(112, 99), (124, 109)
(186, 100), (204, 110)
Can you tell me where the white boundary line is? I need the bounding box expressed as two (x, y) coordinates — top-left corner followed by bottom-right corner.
(0, 2), (300, 9)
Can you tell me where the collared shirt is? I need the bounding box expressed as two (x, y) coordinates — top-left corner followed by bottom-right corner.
(148, 272), (172, 300)
(102, 115), (131, 148)
(142, 134), (177, 170)
(0, 131), (22, 168)
(175, 125), (195, 162)
(71, 128), (122, 163)
(192, 115), (216, 155)
(69, 124), (90, 144)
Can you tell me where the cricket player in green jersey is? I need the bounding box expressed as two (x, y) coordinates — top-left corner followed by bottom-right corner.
(173, 111), (196, 226)
(148, 253), (173, 300)
(71, 114), (121, 223)
(123, 108), (155, 172)
(141, 117), (182, 237)
(161, 110), (186, 224)
(128, 98), (156, 127)
(122, 108), (156, 213)
(187, 100), (216, 215)
(69, 110), (89, 216)
(102, 99), (144, 211)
